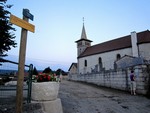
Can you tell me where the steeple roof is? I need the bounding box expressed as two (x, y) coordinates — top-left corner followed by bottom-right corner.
(81, 23), (87, 39)
(75, 23), (92, 43)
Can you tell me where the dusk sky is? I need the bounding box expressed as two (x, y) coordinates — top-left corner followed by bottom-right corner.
(4, 0), (150, 71)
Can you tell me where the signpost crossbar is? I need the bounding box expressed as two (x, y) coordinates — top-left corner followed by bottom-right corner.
(10, 14), (35, 32)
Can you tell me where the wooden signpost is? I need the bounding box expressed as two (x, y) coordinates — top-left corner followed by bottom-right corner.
(10, 9), (35, 113)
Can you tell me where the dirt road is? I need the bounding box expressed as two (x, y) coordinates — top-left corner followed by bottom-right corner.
(58, 80), (150, 113)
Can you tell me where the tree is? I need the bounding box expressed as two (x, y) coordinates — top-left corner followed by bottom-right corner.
(55, 68), (62, 75)
(33, 67), (38, 75)
(0, 0), (16, 57)
(56, 68), (67, 75)
(43, 67), (52, 74)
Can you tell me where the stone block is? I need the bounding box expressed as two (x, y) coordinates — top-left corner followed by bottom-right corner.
(31, 82), (59, 101)
(32, 98), (63, 113)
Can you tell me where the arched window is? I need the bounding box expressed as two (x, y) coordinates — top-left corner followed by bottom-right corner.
(98, 57), (103, 70)
(99, 57), (102, 64)
(84, 60), (87, 67)
(79, 48), (81, 54)
(116, 54), (121, 60)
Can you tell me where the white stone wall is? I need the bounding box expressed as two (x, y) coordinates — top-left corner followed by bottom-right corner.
(70, 66), (149, 95)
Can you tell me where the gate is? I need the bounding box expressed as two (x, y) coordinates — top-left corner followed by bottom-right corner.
(0, 58), (33, 110)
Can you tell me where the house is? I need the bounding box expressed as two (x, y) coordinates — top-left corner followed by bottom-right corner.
(68, 63), (78, 74)
(75, 23), (150, 74)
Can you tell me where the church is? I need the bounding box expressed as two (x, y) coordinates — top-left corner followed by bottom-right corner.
(70, 23), (150, 74)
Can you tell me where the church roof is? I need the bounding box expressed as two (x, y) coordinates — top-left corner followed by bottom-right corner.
(78, 30), (150, 58)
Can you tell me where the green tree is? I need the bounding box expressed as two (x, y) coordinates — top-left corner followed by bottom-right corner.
(43, 67), (52, 74)
(0, 0), (16, 57)
(55, 68), (67, 75)
(33, 67), (38, 75)
(55, 68), (62, 75)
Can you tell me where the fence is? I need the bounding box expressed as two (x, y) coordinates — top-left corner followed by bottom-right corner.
(0, 58), (33, 112)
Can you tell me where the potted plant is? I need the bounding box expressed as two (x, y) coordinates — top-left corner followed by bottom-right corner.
(31, 73), (59, 101)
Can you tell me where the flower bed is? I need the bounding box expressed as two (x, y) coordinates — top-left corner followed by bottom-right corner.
(33, 73), (57, 82)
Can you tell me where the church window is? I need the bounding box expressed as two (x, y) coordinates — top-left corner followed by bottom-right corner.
(98, 57), (103, 69)
(85, 42), (90, 46)
(84, 60), (87, 67)
(116, 54), (121, 60)
(99, 57), (102, 64)
(79, 48), (82, 55)
(78, 42), (82, 46)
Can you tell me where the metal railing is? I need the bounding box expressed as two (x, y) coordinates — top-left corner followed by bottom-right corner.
(0, 58), (33, 108)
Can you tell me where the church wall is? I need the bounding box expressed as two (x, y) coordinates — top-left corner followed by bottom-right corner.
(78, 47), (132, 74)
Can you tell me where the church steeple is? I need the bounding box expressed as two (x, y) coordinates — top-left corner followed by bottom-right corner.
(75, 19), (92, 57)
(81, 22), (87, 39)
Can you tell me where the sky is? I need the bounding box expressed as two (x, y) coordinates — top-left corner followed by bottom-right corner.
(3, 0), (150, 71)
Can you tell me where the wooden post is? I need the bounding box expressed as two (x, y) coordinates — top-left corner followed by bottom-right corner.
(16, 15), (29, 113)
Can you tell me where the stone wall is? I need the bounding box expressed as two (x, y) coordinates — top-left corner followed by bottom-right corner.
(68, 65), (150, 95)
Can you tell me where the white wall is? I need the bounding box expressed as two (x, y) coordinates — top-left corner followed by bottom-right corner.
(78, 47), (132, 74)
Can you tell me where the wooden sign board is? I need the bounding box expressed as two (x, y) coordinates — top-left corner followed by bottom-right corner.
(10, 14), (35, 33)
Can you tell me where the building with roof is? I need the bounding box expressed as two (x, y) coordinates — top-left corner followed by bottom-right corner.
(68, 63), (77, 74)
(75, 24), (150, 74)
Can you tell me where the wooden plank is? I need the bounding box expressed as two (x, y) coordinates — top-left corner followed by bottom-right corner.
(10, 14), (35, 33)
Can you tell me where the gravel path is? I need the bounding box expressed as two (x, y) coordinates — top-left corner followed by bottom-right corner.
(58, 80), (150, 113)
